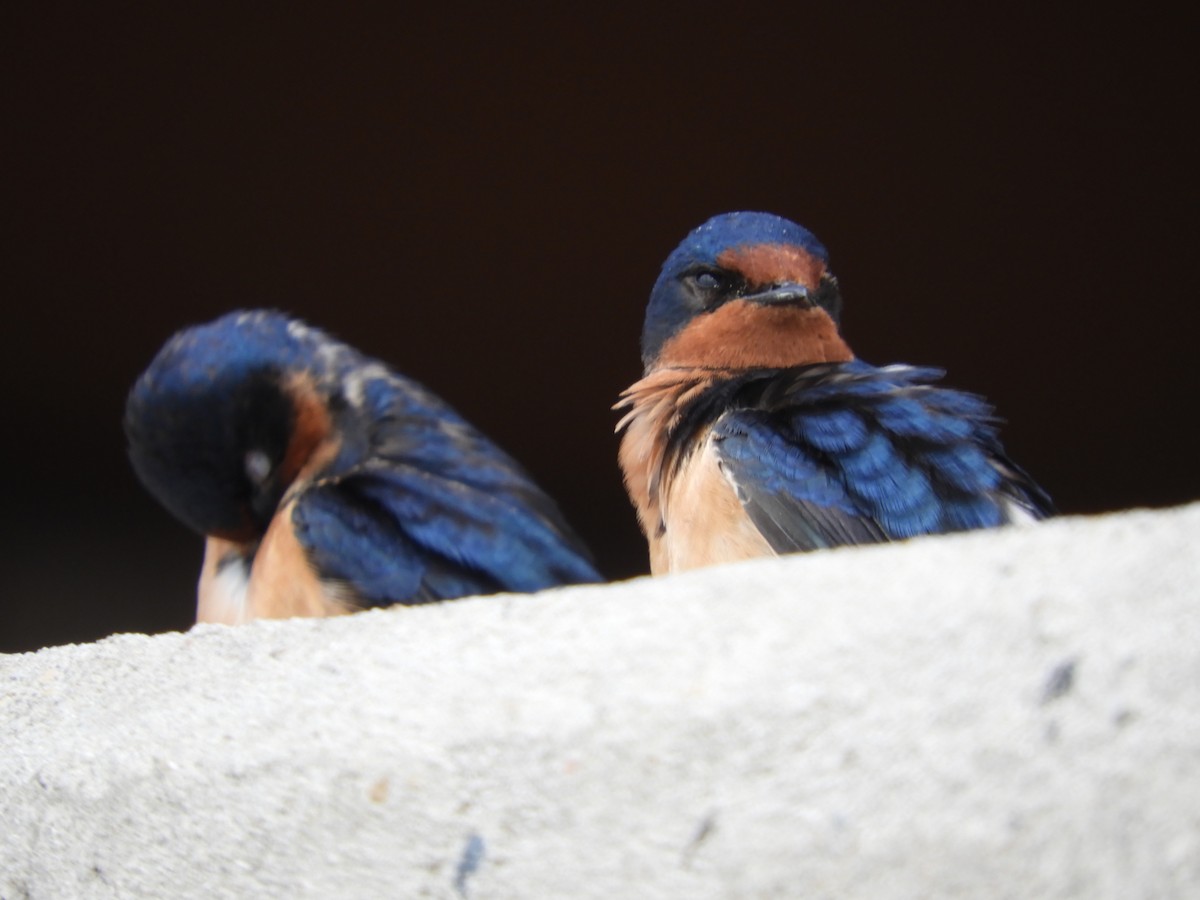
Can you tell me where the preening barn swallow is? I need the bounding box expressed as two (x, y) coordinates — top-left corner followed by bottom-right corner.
(127, 310), (600, 623)
(617, 212), (1053, 574)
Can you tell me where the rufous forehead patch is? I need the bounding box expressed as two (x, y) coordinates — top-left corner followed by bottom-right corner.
(717, 242), (826, 289)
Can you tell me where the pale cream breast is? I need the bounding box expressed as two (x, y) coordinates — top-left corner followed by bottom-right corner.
(196, 509), (353, 624)
(651, 433), (774, 574)
(617, 367), (777, 574)
(246, 500), (354, 620)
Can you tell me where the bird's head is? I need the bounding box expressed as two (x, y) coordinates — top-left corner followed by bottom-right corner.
(125, 310), (344, 542)
(640, 211), (851, 372)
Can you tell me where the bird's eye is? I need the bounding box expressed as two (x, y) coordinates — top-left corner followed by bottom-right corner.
(694, 271), (723, 291)
(244, 449), (273, 487)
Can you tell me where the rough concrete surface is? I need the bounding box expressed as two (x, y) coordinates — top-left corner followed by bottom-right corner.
(2, 503), (1198, 899)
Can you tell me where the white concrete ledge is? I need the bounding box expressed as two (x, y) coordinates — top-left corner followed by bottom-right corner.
(3, 504), (1199, 898)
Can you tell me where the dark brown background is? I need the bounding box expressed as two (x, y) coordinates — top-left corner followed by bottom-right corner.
(4, 7), (1197, 652)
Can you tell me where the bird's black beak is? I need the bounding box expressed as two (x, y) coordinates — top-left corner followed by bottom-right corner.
(742, 282), (813, 308)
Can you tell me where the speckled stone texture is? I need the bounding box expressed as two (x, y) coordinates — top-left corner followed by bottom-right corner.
(2, 503), (1198, 899)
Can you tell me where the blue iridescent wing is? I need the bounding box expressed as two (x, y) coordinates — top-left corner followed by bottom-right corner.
(713, 363), (1053, 552)
(291, 482), (494, 604)
(292, 367), (600, 606)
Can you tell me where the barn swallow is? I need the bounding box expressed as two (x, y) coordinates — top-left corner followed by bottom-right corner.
(616, 212), (1053, 574)
(126, 310), (600, 623)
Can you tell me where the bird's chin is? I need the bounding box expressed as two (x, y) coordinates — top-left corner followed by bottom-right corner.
(655, 301), (854, 370)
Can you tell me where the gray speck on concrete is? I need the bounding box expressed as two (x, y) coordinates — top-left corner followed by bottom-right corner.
(1040, 658), (1077, 704)
(453, 832), (485, 897)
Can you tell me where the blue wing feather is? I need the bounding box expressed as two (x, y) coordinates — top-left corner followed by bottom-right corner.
(354, 465), (598, 593)
(712, 361), (1052, 551)
(293, 365), (600, 606)
(291, 483), (487, 604)
(715, 410), (886, 550)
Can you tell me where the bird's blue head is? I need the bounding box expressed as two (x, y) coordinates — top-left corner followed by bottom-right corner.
(125, 310), (348, 541)
(639, 212), (848, 371)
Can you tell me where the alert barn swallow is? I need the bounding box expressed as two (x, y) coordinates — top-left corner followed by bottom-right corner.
(126, 310), (601, 623)
(617, 212), (1053, 574)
